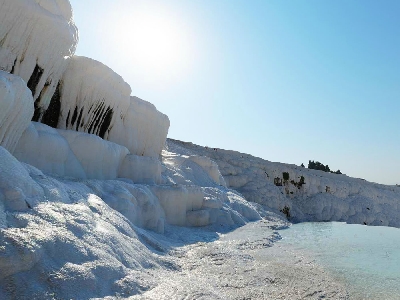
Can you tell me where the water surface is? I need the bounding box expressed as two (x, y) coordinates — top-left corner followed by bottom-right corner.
(278, 222), (400, 299)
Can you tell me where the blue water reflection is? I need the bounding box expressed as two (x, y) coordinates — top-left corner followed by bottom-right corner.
(278, 222), (400, 299)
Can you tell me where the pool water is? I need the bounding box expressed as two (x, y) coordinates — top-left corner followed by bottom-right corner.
(278, 222), (400, 299)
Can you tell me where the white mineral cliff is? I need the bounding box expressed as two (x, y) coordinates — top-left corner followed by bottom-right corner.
(0, 0), (78, 118)
(0, 0), (399, 299)
(0, 71), (33, 153)
(166, 139), (400, 227)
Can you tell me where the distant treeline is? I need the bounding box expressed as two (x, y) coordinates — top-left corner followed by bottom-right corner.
(302, 160), (342, 174)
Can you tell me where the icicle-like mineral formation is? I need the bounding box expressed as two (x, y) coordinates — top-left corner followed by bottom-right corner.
(0, 71), (33, 152)
(58, 56), (170, 157)
(0, 0), (78, 120)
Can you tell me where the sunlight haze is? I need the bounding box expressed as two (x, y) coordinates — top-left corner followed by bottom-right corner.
(69, 0), (400, 185)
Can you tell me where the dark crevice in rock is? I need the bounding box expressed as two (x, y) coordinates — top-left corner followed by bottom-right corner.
(66, 111), (70, 128)
(32, 104), (42, 122)
(76, 107), (84, 131)
(32, 81), (51, 122)
(87, 102), (103, 134)
(0, 35), (6, 47)
(88, 103), (94, 114)
(70, 106), (78, 127)
(95, 103), (108, 136)
(89, 102), (106, 135)
(27, 64), (44, 96)
(41, 82), (61, 128)
(10, 58), (17, 74)
(99, 107), (113, 139)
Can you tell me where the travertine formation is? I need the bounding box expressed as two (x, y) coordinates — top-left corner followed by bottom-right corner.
(0, 1), (399, 299)
(0, 0), (78, 119)
(0, 1), (169, 159)
(0, 0), (256, 230)
(167, 139), (400, 227)
(0, 71), (33, 153)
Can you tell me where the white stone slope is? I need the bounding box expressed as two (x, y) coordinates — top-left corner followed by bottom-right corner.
(0, 147), (171, 299)
(0, 73), (258, 231)
(57, 56), (131, 139)
(56, 56), (170, 158)
(0, 71), (33, 153)
(107, 96), (170, 158)
(13, 121), (164, 183)
(0, 0), (377, 298)
(11, 121), (262, 227)
(167, 139), (400, 228)
(13, 122), (87, 179)
(0, 0), (78, 116)
(0, 1), (169, 160)
(133, 221), (347, 300)
(0, 141), (269, 298)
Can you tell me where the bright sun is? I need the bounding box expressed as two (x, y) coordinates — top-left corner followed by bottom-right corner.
(131, 14), (181, 69)
(110, 4), (192, 81)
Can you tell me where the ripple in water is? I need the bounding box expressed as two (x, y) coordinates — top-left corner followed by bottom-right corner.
(278, 222), (400, 300)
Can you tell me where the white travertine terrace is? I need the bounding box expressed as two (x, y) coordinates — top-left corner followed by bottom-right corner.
(0, 71), (33, 153)
(1, 1), (399, 298)
(13, 122), (86, 179)
(0, 0), (78, 116)
(167, 139), (400, 228)
(58, 56), (131, 137)
(58, 129), (129, 180)
(58, 56), (170, 158)
(108, 96), (170, 158)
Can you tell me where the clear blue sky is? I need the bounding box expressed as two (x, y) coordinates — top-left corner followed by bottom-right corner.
(69, 0), (400, 185)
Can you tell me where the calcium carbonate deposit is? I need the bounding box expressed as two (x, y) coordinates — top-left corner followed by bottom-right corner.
(0, 1), (399, 299)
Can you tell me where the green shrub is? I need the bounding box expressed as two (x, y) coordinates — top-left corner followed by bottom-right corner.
(280, 205), (291, 219)
(308, 160), (341, 174)
(282, 172), (289, 181)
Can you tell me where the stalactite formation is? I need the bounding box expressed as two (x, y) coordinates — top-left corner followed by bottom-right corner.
(41, 82), (62, 128)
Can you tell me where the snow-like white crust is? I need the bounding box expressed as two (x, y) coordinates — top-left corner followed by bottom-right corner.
(118, 154), (162, 184)
(58, 57), (169, 157)
(162, 149), (226, 187)
(13, 122), (86, 179)
(58, 56), (131, 136)
(0, 3), (169, 158)
(35, 0), (73, 20)
(14, 122), (165, 184)
(108, 96), (170, 158)
(167, 139), (400, 227)
(0, 71), (33, 153)
(0, 0), (78, 112)
(58, 129), (129, 180)
(1, 0), (400, 297)
(0, 146), (43, 212)
(150, 185), (204, 226)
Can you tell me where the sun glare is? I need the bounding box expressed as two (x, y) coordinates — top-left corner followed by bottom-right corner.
(109, 4), (192, 82)
(131, 14), (180, 68)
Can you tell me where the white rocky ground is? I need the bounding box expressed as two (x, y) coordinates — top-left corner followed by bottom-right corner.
(132, 221), (349, 300)
(166, 139), (400, 227)
(0, 166), (350, 299)
(1, 1), (399, 299)
(0, 137), (353, 299)
(0, 0), (77, 114)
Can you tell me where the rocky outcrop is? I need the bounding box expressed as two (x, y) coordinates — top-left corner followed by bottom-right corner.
(167, 139), (400, 228)
(45, 56), (170, 158)
(0, 71), (33, 153)
(0, 2), (168, 159)
(107, 96), (170, 158)
(57, 56), (131, 139)
(13, 122), (86, 179)
(0, 0), (78, 119)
